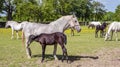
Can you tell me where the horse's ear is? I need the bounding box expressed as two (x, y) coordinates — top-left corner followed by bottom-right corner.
(72, 14), (75, 18)
(72, 12), (76, 18)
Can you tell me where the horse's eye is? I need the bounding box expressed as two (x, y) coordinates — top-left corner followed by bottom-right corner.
(75, 21), (77, 23)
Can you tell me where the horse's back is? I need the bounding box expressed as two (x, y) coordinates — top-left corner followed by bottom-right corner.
(90, 21), (101, 26)
(109, 22), (120, 30)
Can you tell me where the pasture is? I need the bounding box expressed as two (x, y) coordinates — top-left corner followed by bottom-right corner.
(0, 26), (120, 67)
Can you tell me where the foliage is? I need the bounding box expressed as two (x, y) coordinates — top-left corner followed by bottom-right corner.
(1, 0), (120, 22)
(104, 12), (114, 21)
(91, 1), (106, 21)
(114, 5), (120, 21)
(0, 0), (4, 13)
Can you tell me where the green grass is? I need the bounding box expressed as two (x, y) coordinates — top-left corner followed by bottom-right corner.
(0, 26), (120, 67)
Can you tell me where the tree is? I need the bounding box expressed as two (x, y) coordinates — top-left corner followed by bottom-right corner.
(0, 0), (4, 13)
(91, 1), (106, 21)
(114, 5), (120, 21)
(2, 0), (16, 20)
(104, 11), (114, 21)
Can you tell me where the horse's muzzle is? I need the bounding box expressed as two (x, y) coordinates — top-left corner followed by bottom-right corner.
(77, 28), (81, 33)
(5, 26), (10, 28)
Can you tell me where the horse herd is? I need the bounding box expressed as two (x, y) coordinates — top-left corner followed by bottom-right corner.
(4, 15), (120, 62)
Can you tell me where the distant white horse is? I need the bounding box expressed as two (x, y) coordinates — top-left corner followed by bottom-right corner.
(5, 21), (23, 39)
(5, 21), (28, 39)
(22, 15), (81, 59)
(105, 22), (120, 41)
(88, 21), (101, 29)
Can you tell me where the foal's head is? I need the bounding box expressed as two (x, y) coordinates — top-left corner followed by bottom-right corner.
(27, 35), (36, 45)
(102, 22), (107, 28)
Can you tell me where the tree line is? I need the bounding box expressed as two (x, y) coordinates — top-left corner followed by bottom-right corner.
(0, 0), (120, 23)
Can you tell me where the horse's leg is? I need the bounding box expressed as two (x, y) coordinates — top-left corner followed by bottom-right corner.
(11, 29), (14, 39)
(53, 44), (58, 60)
(111, 31), (113, 40)
(25, 38), (32, 58)
(115, 31), (118, 41)
(95, 30), (98, 38)
(41, 44), (46, 62)
(71, 29), (74, 36)
(88, 25), (90, 29)
(16, 31), (19, 39)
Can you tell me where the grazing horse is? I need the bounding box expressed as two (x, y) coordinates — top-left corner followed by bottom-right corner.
(5, 21), (22, 39)
(70, 27), (75, 36)
(88, 21), (101, 29)
(27, 32), (68, 62)
(95, 22), (107, 38)
(22, 15), (81, 59)
(105, 22), (120, 41)
(5, 21), (28, 39)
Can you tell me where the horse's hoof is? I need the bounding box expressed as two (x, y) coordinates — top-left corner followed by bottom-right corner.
(28, 56), (31, 59)
(41, 60), (44, 63)
(61, 60), (64, 62)
(54, 57), (58, 60)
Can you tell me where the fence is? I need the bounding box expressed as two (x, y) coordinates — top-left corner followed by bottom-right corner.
(0, 22), (6, 28)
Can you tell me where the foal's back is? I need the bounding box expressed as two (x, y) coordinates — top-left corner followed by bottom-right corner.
(34, 32), (67, 45)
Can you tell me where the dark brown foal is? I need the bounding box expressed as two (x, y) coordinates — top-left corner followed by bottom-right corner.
(27, 32), (68, 62)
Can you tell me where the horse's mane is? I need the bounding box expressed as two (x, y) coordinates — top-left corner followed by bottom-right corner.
(49, 15), (72, 27)
(107, 22), (120, 34)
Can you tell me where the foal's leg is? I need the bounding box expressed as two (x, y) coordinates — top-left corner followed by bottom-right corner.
(59, 44), (68, 62)
(53, 44), (58, 60)
(41, 44), (46, 62)
(100, 30), (103, 38)
(95, 30), (98, 38)
(25, 38), (32, 58)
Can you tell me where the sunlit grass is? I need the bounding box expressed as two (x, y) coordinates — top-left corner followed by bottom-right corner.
(0, 26), (120, 66)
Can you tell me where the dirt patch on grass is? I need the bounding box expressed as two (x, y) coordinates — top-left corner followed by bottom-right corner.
(35, 48), (120, 67)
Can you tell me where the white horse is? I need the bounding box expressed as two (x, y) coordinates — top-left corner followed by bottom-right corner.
(88, 21), (101, 29)
(105, 21), (120, 41)
(22, 15), (81, 59)
(5, 21), (23, 39)
(5, 21), (28, 39)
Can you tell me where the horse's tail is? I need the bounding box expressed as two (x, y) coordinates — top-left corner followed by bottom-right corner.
(64, 34), (67, 45)
(22, 31), (25, 47)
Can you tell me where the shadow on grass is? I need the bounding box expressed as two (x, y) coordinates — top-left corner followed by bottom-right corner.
(32, 54), (98, 63)
(105, 39), (120, 41)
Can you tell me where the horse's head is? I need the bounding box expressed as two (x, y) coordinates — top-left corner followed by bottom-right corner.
(5, 21), (11, 28)
(104, 33), (110, 41)
(68, 15), (81, 32)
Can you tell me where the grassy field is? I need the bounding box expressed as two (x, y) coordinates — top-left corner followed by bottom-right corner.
(0, 26), (120, 67)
